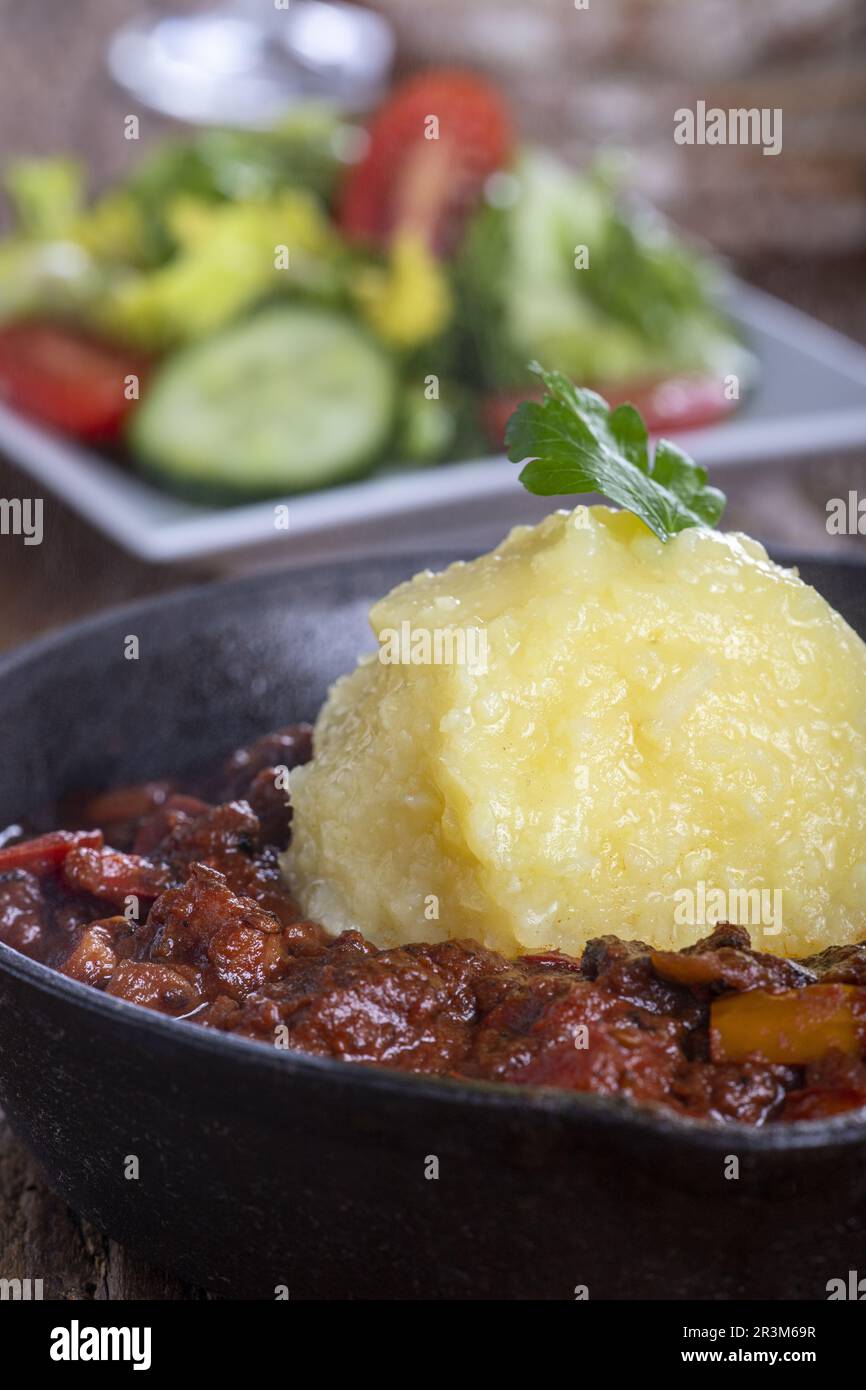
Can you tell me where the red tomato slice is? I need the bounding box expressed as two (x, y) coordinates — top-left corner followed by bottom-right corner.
(600, 374), (737, 435)
(0, 321), (150, 441)
(338, 68), (513, 256)
(484, 373), (737, 450)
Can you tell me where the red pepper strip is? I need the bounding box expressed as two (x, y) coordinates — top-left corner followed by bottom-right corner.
(0, 829), (104, 876)
(62, 847), (169, 904)
(519, 951), (584, 974)
(76, 781), (172, 827)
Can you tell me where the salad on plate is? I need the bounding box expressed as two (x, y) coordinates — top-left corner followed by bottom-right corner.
(0, 69), (753, 502)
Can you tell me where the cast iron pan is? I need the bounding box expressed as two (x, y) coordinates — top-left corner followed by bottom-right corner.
(1, 551), (866, 1301)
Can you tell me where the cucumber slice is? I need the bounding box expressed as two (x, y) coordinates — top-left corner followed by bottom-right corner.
(130, 307), (396, 496)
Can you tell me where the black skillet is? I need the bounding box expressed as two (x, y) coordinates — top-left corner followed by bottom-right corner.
(1, 552), (866, 1301)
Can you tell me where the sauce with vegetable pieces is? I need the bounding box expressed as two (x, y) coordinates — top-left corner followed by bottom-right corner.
(2, 724), (865, 1126)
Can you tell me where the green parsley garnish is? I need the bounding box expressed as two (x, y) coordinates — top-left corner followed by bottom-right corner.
(505, 363), (726, 542)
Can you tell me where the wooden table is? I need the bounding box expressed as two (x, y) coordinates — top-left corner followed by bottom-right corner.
(1, 0), (865, 1301)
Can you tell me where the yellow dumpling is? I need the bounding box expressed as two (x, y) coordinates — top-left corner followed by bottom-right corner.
(284, 506), (866, 958)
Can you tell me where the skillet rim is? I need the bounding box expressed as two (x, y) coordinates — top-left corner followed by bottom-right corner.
(2, 545), (866, 1154)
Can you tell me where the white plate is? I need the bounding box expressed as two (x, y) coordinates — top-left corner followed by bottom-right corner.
(1, 281), (865, 565)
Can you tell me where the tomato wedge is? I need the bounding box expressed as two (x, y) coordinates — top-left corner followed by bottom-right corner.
(483, 372), (737, 450)
(339, 68), (513, 256)
(0, 320), (150, 441)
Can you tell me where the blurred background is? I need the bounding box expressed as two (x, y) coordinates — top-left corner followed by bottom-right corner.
(0, 0), (865, 648)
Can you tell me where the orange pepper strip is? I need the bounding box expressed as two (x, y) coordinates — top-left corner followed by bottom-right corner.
(651, 951), (725, 986)
(710, 985), (866, 1065)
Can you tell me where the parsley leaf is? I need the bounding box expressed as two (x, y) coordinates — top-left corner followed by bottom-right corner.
(505, 364), (726, 542)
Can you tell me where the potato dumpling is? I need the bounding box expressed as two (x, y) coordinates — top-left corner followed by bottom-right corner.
(284, 506), (866, 958)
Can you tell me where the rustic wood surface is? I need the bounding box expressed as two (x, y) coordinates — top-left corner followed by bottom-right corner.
(0, 0), (865, 1300)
